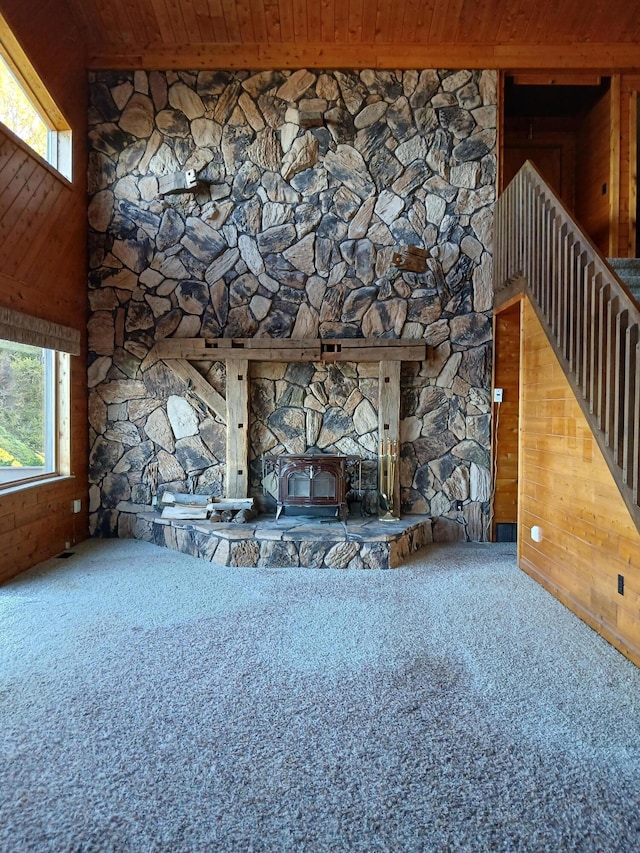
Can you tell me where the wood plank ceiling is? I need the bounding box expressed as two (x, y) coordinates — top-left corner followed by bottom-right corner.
(65, 0), (640, 70)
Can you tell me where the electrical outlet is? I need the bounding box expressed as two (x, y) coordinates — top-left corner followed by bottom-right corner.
(73, 499), (82, 513)
(531, 525), (543, 542)
(493, 387), (503, 403)
(618, 574), (625, 595)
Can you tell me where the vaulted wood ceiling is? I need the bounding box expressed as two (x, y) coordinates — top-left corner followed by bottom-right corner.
(65, 0), (640, 70)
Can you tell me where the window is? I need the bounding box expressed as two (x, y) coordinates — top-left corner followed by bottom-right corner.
(0, 341), (56, 486)
(0, 308), (78, 491)
(0, 55), (47, 159)
(0, 11), (72, 179)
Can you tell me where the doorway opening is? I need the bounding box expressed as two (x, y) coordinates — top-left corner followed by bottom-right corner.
(502, 75), (612, 254)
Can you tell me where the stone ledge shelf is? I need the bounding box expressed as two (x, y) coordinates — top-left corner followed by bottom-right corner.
(116, 502), (433, 569)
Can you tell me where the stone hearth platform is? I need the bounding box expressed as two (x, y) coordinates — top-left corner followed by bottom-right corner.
(118, 504), (433, 569)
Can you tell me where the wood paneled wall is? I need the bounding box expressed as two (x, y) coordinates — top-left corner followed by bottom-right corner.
(502, 119), (577, 210)
(519, 299), (640, 666)
(0, 1), (88, 580)
(617, 74), (640, 257)
(574, 86), (614, 256)
(492, 300), (520, 530)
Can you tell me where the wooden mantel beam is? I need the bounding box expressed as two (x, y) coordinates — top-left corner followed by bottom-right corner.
(151, 337), (428, 363)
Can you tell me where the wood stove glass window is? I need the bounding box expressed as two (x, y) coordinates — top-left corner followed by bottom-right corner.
(314, 471), (336, 498)
(288, 472), (311, 497)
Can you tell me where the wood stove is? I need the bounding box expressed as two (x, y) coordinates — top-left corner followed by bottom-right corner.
(271, 453), (358, 520)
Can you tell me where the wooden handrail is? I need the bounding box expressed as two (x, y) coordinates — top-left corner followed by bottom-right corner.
(495, 161), (640, 531)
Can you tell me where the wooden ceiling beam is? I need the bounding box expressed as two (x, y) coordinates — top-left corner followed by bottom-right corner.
(87, 42), (640, 71)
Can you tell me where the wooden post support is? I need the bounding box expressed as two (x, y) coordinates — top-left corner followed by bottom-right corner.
(225, 359), (249, 498)
(378, 360), (401, 516)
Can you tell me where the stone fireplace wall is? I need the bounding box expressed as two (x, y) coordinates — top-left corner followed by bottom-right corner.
(87, 68), (496, 542)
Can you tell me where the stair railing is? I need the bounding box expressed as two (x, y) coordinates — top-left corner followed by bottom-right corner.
(494, 160), (640, 530)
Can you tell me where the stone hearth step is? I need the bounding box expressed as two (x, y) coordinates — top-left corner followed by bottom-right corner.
(116, 503), (434, 569)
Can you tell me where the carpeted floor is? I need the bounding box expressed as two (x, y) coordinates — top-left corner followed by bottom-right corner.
(1, 538), (639, 852)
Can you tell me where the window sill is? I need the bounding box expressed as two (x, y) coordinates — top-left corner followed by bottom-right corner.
(0, 473), (75, 497)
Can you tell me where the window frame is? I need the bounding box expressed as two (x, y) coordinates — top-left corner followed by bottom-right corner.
(0, 309), (78, 493)
(0, 11), (72, 180)
(0, 341), (71, 490)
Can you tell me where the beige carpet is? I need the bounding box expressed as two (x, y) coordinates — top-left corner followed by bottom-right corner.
(1, 538), (639, 852)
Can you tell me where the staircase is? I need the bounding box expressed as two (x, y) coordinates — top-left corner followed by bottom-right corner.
(608, 258), (640, 305)
(494, 161), (640, 534)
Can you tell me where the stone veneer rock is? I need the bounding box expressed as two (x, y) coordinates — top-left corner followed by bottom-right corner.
(87, 68), (496, 545)
(119, 510), (434, 569)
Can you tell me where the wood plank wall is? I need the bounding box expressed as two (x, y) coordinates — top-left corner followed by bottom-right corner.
(0, 1), (88, 580)
(618, 74), (640, 257)
(502, 120), (576, 210)
(518, 298), (640, 666)
(492, 301), (520, 531)
(574, 86), (613, 256)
